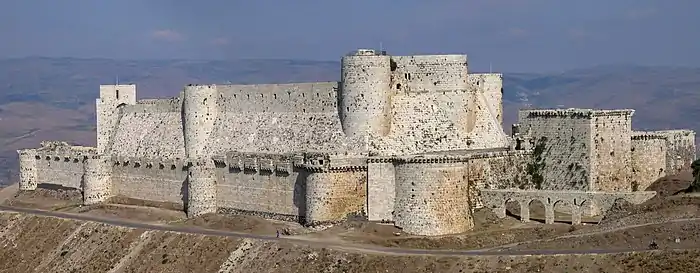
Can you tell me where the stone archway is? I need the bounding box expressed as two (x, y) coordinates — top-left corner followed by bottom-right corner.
(552, 199), (571, 224)
(527, 198), (548, 223)
(504, 198), (521, 220)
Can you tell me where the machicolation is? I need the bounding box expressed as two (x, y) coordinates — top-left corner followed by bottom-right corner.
(16, 49), (696, 236)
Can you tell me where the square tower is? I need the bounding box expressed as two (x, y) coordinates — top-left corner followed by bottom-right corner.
(96, 84), (137, 154)
(516, 109), (634, 192)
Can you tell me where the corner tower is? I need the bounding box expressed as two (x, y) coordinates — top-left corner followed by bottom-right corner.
(96, 84), (137, 154)
(339, 49), (392, 140)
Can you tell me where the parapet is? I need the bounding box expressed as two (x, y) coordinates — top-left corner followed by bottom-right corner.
(631, 131), (669, 141)
(113, 156), (186, 171)
(34, 142), (97, 163)
(395, 149), (532, 165)
(226, 151), (296, 174)
(520, 108), (635, 119)
(346, 49), (387, 56)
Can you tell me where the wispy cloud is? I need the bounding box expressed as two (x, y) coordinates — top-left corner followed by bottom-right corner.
(625, 7), (657, 20)
(209, 37), (230, 46)
(506, 27), (529, 39)
(150, 29), (185, 42)
(567, 28), (595, 41)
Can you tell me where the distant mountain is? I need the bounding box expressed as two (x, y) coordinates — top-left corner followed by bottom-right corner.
(1, 58), (699, 185)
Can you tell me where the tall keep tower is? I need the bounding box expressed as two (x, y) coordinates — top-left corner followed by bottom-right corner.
(96, 84), (137, 154)
(339, 49), (393, 140)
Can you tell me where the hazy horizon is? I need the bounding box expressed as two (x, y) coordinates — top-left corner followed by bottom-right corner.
(2, 0), (699, 73)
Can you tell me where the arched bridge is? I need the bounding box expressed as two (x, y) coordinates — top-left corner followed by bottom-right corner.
(480, 189), (657, 225)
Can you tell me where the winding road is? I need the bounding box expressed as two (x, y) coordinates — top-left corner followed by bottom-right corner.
(1, 204), (696, 257)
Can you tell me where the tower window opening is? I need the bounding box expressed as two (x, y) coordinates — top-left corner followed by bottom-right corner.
(116, 90), (120, 99)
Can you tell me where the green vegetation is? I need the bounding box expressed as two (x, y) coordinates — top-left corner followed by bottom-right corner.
(689, 159), (700, 192)
(526, 136), (548, 189)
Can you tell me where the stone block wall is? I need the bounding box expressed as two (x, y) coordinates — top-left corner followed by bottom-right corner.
(17, 149), (38, 191)
(631, 133), (667, 191)
(366, 160), (395, 222)
(305, 170), (367, 225)
(33, 147), (97, 190)
(390, 55), (469, 93)
(96, 84), (137, 154)
(394, 158), (473, 236)
(589, 110), (634, 191)
(110, 158), (188, 209)
(108, 100), (185, 158)
(382, 90), (479, 155)
(657, 130), (696, 174)
(467, 150), (534, 208)
(516, 109), (595, 190)
(206, 82), (353, 156)
(468, 73), (503, 126)
(218, 153), (304, 221)
(340, 54), (392, 139)
(82, 155), (113, 205)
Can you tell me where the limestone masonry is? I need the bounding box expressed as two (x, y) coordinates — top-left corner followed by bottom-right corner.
(17, 49), (696, 236)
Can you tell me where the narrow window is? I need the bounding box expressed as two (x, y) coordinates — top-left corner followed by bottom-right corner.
(116, 90), (120, 99)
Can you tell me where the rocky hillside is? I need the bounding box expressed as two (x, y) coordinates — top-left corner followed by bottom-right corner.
(1, 58), (699, 185)
(0, 212), (697, 273)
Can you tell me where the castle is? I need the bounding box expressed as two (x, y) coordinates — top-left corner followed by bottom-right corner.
(16, 49), (696, 236)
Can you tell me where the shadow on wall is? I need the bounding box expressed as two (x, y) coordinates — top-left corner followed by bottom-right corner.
(37, 183), (80, 192)
(294, 169), (308, 223)
(180, 174), (189, 212)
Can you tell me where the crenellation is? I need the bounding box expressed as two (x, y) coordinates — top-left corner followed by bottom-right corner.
(18, 49), (696, 236)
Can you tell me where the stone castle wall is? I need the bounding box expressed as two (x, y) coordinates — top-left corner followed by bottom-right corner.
(516, 109), (596, 190)
(16, 49), (698, 237)
(631, 133), (667, 191)
(108, 99), (185, 158)
(630, 130), (697, 190)
(391, 149), (533, 236)
(207, 82), (352, 156)
(589, 111), (634, 191)
(111, 158), (188, 209)
(657, 130), (696, 174)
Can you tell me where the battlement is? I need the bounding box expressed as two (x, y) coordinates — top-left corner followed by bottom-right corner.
(631, 131), (669, 140)
(396, 149), (532, 164)
(521, 108), (635, 119)
(113, 156), (187, 171)
(225, 151), (296, 173)
(346, 49), (388, 56)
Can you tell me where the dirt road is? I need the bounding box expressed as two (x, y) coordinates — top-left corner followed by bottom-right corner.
(1, 205), (694, 257)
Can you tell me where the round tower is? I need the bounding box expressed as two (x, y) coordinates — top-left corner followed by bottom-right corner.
(394, 159), (473, 236)
(187, 160), (217, 217)
(17, 149), (38, 191)
(339, 49), (392, 139)
(182, 84), (219, 159)
(83, 155), (113, 205)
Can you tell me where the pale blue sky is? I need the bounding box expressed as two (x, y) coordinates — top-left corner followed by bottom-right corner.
(1, 0), (698, 72)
